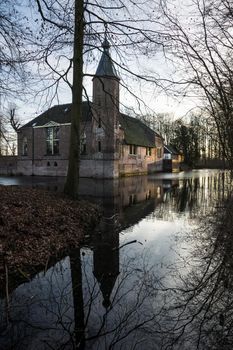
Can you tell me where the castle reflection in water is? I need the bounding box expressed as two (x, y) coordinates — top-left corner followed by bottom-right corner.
(76, 171), (231, 309)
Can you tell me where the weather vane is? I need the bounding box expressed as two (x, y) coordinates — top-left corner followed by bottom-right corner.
(104, 23), (108, 39)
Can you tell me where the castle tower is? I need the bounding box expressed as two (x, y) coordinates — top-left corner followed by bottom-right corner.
(93, 213), (120, 309)
(92, 38), (120, 156)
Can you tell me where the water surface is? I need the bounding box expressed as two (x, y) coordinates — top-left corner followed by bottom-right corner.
(0, 170), (232, 349)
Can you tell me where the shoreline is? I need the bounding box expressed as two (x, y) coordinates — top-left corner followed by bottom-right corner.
(0, 185), (100, 287)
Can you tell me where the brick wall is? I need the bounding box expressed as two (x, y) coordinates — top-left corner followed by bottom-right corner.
(0, 156), (18, 175)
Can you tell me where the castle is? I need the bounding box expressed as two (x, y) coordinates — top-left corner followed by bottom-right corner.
(16, 39), (164, 178)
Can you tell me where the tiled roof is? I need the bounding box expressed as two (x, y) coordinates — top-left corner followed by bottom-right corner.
(21, 103), (162, 148)
(21, 102), (92, 128)
(119, 114), (161, 147)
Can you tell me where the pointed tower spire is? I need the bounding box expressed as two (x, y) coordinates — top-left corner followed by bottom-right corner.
(92, 25), (120, 165)
(95, 30), (119, 79)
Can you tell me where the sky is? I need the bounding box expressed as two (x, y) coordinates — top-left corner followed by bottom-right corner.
(12, 48), (198, 127)
(1, 0), (202, 126)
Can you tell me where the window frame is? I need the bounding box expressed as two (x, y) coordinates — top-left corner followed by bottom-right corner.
(80, 132), (87, 155)
(46, 126), (60, 155)
(146, 147), (152, 156)
(129, 144), (137, 155)
(22, 137), (28, 156)
(157, 147), (162, 159)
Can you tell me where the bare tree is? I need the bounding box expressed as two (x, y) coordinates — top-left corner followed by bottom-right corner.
(32, 0), (166, 197)
(158, 0), (233, 169)
(0, 1), (36, 101)
(0, 108), (19, 156)
(157, 193), (233, 350)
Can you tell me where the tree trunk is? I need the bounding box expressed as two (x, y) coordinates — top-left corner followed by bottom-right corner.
(64, 0), (84, 198)
(70, 249), (85, 349)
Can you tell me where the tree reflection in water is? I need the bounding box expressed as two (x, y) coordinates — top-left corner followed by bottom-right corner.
(159, 194), (233, 350)
(0, 249), (162, 349)
(70, 213), (161, 350)
(0, 204), (163, 350)
(0, 170), (232, 349)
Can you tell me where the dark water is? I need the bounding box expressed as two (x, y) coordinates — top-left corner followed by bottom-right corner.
(0, 170), (232, 350)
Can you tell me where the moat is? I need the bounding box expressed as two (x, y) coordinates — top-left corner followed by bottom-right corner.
(0, 169), (232, 350)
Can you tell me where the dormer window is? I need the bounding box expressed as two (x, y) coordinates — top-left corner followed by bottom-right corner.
(46, 126), (59, 155)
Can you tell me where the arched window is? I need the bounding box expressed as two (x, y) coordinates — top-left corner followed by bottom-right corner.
(22, 137), (28, 156)
(80, 132), (87, 155)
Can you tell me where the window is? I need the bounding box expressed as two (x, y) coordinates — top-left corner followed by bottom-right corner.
(98, 141), (101, 152)
(98, 118), (102, 128)
(129, 144), (137, 155)
(46, 127), (59, 155)
(80, 133), (87, 155)
(146, 190), (151, 200)
(157, 186), (161, 198)
(157, 147), (162, 158)
(129, 194), (137, 205)
(146, 147), (152, 156)
(22, 137), (28, 156)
